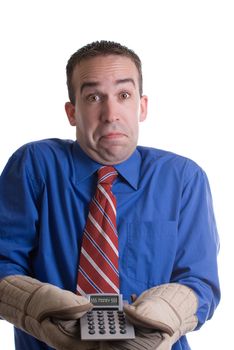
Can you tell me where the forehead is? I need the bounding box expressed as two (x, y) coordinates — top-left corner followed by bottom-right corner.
(71, 55), (139, 91)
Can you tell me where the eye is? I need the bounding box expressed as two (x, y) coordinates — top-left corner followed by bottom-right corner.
(120, 92), (130, 100)
(87, 94), (101, 103)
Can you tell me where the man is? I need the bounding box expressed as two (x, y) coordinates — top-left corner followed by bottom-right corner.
(0, 41), (220, 350)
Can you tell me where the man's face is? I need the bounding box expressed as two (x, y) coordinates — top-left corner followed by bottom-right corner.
(65, 55), (148, 165)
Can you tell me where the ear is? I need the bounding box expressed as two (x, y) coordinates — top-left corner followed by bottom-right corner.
(65, 102), (77, 126)
(139, 95), (148, 122)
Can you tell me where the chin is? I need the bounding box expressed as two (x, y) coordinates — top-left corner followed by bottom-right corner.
(102, 150), (134, 165)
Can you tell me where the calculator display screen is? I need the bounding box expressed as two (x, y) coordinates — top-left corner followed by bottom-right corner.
(89, 294), (119, 308)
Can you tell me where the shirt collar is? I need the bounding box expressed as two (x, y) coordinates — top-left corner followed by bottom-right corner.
(115, 149), (141, 190)
(72, 142), (141, 190)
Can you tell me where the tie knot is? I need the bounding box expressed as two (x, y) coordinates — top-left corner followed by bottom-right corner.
(98, 166), (118, 185)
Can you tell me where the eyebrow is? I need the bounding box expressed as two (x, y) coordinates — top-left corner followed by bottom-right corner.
(80, 78), (136, 94)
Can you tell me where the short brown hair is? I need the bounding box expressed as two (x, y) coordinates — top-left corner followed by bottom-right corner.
(66, 40), (143, 104)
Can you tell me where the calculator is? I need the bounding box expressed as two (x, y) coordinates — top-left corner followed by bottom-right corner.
(80, 294), (135, 341)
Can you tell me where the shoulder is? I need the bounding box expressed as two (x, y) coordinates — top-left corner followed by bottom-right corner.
(137, 145), (205, 182)
(11, 138), (74, 161)
(4, 139), (75, 177)
(17, 138), (74, 153)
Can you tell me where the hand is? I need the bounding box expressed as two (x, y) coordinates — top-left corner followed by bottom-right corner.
(123, 284), (198, 346)
(38, 318), (100, 350)
(101, 327), (165, 350)
(0, 275), (97, 350)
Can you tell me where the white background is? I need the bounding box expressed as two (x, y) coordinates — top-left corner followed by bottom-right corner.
(0, 0), (233, 349)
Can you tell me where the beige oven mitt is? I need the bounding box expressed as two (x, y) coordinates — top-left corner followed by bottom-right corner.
(122, 283), (198, 349)
(0, 275), (98, 350)
(101, 327), (165, 350)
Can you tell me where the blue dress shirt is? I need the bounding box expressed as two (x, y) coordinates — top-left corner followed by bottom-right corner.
(0, 139), (220, 350)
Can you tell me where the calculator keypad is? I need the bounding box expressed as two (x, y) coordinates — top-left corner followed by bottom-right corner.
(80, 310), (135, 340)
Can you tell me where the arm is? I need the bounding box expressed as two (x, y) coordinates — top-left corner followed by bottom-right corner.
(114, 166), (220, 349)
(0, 146), (40, 278)
(171, 167), (220, 327)
(0, 147), (97, 349)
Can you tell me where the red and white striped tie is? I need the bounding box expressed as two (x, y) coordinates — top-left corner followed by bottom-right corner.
(77, 166), (119, 295)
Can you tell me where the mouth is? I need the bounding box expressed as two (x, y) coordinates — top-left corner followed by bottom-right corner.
(100, 131), (127, 141)
(101, 132), (126, 140)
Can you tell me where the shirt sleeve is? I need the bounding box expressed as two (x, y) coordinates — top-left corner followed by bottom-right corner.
(0, 146), (41, 278)
(171, 164), (220, 328)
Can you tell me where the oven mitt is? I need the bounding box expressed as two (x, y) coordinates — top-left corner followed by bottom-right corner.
(123, 283), (198, 348)
(101, 327), (165, 350)
(0, 275), (98, 350)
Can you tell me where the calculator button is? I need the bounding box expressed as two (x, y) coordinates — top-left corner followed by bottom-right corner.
(88, 330), (95, 335)
(97, 311), (104, 315)
(98, 325), (105, 330)
(99, 329), (106, 334)
(117, 311), (124, 316)
(120, 329), (127, 334)
(110, 329), (116, 334)
(118, 315), (125, 320)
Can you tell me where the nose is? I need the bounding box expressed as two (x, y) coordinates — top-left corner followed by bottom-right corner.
(101, 98), (119, 123)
